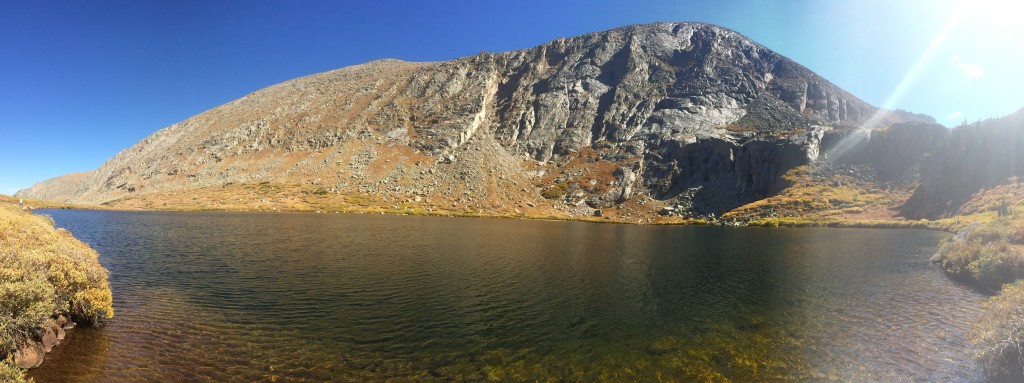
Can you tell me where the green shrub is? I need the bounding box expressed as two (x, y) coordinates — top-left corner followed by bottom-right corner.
(969, 244), (1024, 290)
(0, 356), (32, 383)
(540, 182), (568, 200)
(0, 277), (54, 353)
(938, 218), (1024, 290)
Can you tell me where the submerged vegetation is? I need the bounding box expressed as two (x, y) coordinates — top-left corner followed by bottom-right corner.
(0, 202), (113, 381)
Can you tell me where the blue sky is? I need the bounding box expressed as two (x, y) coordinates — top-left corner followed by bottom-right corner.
(2, 0), (1022, 194)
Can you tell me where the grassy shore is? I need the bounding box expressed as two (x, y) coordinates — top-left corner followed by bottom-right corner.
(0, 202), (113, 382)
(0, 195), (94, 211)
(932, 211), (1024, 381)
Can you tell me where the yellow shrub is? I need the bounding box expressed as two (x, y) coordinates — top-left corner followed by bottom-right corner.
(972, 280), (1024, 381)
(0, 204), (113, 362)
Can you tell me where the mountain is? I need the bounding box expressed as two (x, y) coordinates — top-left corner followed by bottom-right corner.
(902, 108), (1024, 219)
(17, 22), (937, 221)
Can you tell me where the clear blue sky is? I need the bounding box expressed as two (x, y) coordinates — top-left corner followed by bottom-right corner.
(2, 0), (1022, 194)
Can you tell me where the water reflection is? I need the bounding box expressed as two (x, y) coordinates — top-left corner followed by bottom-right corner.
(29, 211), (983, 382)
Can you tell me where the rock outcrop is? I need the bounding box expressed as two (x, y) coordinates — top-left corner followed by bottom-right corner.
(902, 108), (1024, 219)
(18, 22), (934, 217)
(821, 122), (950, 183)
(14, 316), (71, 369)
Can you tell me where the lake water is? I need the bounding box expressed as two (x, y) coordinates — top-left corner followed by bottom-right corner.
(28, 210), (984, 382)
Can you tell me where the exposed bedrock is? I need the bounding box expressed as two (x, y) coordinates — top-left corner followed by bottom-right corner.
(17, 22), (936, 217)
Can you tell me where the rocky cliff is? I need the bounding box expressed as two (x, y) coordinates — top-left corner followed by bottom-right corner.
(18, 22), (936, 220)
(821, 122), (950, 184)
(902, 108), (1024, 219)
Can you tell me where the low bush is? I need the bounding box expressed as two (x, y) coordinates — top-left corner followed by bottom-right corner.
(937, 216), (1024, 381)
(972, 280), (1024, 382)
(938, 218), (1024, 290)
(540, 182), (568, 200)
(0, 356), (32, 383)
(0, 204), (113, 378)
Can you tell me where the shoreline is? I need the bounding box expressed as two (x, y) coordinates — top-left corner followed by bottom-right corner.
(12, 316), (74, 370)
(37, 204), (960, 231)
(17, 206), (978, 382)
(19, 197), (961, 233)
(0, 201), (114, 382)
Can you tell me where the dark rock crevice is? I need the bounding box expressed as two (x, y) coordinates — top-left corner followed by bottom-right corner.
(644, 137), (808, 215)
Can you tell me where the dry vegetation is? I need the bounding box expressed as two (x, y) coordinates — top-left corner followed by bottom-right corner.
(724, 166), (905, 220)
(721, 166), (961, 229)
(938, 217), (1024, 290)
(971, 280), (1024, 382)
(0, 202), (113, 382)
(930, 181), (1024, 381)
(0, 195), (88, 211)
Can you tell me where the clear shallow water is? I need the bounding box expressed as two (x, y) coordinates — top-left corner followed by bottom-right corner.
(28, 210), (984, 382)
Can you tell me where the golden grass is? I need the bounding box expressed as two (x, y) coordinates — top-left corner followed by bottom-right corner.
(0, 203), (113, 379)
(935, 214), (1024, 290)
(723, 166), (912, 224)
(972, 280), (1024, 381)
(957, 179), (1024, 216)
(0, 195), (89, 211)
(927, 203), (1024, 381)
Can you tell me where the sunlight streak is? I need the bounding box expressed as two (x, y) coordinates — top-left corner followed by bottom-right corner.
(823, 6), (965, 162)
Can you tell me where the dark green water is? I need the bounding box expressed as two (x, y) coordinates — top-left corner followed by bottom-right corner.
(28, 210), (984, 382)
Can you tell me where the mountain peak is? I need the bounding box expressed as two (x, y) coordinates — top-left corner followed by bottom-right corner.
(18, 23), (932, 218)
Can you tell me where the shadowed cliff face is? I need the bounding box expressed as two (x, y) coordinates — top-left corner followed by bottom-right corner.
(902, 109), (1024, 219)
(821, 122), (950, 183)
(17, 22), (934, 216)
(644, 137), (813, 214)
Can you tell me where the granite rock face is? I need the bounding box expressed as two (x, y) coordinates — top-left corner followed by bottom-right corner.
(17, 22), (934, 215)
(483, 23), (873, 161)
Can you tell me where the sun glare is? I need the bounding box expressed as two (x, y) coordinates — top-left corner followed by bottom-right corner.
(954, 0), (1024, 57)
(966, 0), (1024, 27)
(838, 0), (1024, 141)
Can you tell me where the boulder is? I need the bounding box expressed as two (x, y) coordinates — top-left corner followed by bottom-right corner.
(14, 341), (45, 369)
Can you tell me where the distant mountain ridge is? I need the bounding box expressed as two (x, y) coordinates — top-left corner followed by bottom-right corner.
(20, 22), (958, 223)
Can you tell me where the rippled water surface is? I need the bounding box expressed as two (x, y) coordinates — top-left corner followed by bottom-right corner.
(28, 210), (984, 382)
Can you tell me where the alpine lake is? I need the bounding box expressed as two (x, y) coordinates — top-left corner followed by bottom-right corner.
(28, 209), (984, 382)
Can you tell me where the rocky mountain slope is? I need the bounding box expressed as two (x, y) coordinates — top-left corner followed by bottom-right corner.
(18, 22), (939, 222)
(902, 108), (1024, 219)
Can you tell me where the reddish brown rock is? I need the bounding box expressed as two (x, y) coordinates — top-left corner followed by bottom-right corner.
(13, 318), (66, 369)
(14, 341), (44, 369)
